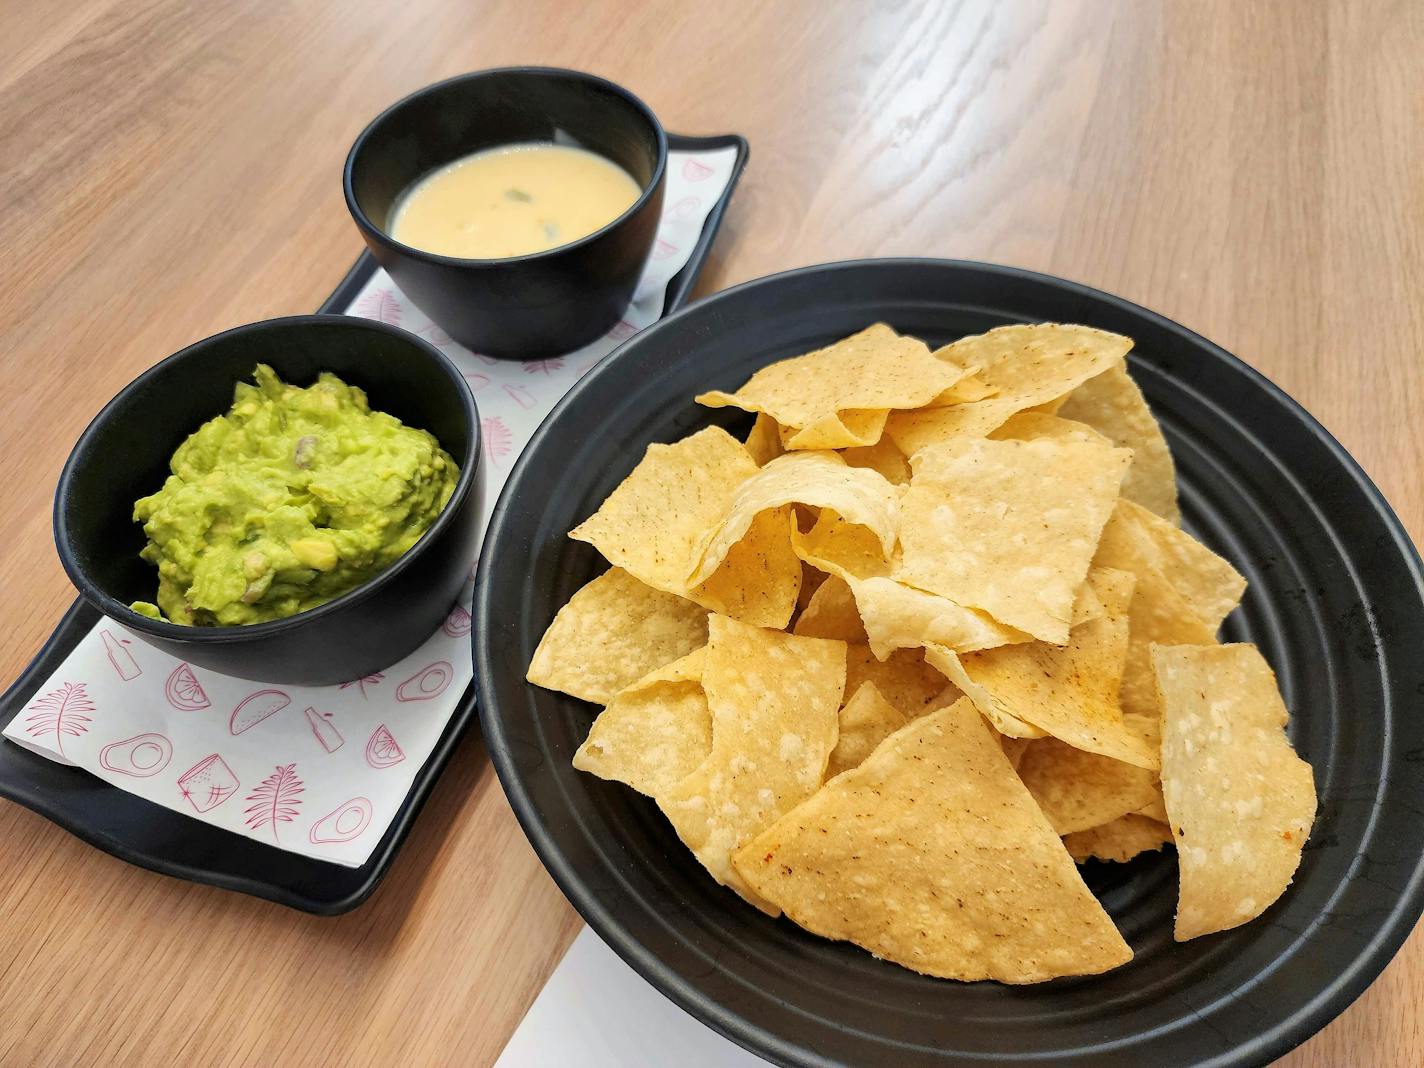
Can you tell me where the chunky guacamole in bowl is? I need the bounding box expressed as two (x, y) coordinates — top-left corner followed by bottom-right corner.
(131, 364), (459, 626)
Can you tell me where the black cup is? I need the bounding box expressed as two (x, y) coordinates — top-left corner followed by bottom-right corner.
(344, 67), (668, 360)
(54, 316), (483, 685)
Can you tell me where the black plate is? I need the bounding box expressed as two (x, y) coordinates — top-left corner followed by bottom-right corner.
(475, 259), (1424, 1065)
(0, 130), (747, 915)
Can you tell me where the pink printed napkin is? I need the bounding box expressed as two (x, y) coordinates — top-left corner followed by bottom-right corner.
(3, 146), (741, 867)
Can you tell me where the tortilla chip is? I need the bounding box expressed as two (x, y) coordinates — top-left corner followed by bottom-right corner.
(572, 650), (711, 796)
(690, 452), (899, 586)
(1152, 643), (1316, 940)
(696, 324), (980, 450)
(1017, 738), (1160, 835)
(852, 577), (1031, 659)
(527, 567), (709, 703)
(844, 644), (951, 718)
(790, 509), (893, 583)
(1136, 794), (1168, 823)
(826, 682), (908, 777)
(851, 574), (1096, 663)
(1133, 505), (1244, 629)
(941, 372), (997, 403)
(925, 645), (1045, 739)
(659, 616), (845, 911)
(999, 733), (1030, 770)
(1094, 500), (1241, 718)
(793, 575), (867, 642)
(795, 563), (827, 613)
(775, 408), (890, 451)
(897, 436), (1131, 643)
(1027, 394), (1070, 416)
(1058, 363), (1180, 524)
(1099, 501), (1244, 629)
(733, 698), (1133, 982)
(743, 413), (784, 466)
(1064, 814), (1172, 864)
(568, 426), (800, 627)
(840, 435), (912, 484)
(883, 325), (1132, 452)
(989, 411), (1112, 446)
(927, 569), (1158, 769)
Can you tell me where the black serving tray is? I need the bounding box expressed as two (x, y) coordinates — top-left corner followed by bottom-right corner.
(0, 131), (748, 915)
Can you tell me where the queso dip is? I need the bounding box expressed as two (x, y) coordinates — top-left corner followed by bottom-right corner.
(389, 142), (643, 259)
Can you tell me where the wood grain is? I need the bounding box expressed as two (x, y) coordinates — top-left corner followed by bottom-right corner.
(0, 1), (1420, 1064)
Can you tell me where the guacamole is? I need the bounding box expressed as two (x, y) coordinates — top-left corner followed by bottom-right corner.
(130, 364), (459, 626)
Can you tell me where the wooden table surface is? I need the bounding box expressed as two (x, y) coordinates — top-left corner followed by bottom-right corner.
(2, 1), (1420, 1064)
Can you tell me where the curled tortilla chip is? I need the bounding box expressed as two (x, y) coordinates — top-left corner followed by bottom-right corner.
(696, 324), (980, 450)
(1064, 814), (1172, 864)
(743, 413), (784, 466)
(927, 569), (1158, 769)
(527, 567), (709, 703)
(659, 616), (845, 912)
(884, 324), (1132, 452)
(1017, 738), (1161, 835)
(1152, 643), (1316, 941)
(733, 698), (1133, 982)
(569, 426), (801, 627)
(690, 452), (899, 586)
(826, 682), (908, 777)
(897, 435), (1131, 643)
(795, 562), (827, 613)
(840, 435), (911, 484)
(1058, 363), (1180, 524)
(572, 650), (710, 797)
(790, 509), (893, 583)
(793, 575), (867, 642)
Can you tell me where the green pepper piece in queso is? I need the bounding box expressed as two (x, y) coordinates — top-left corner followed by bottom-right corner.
(130, 364), (459, 626)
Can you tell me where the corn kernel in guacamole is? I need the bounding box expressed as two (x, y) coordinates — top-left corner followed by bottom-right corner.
(130, 364), (459, 626)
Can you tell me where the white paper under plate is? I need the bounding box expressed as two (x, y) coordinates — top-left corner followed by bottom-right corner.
(496, 928), (768, 1067)
(3, 145), (740, 867)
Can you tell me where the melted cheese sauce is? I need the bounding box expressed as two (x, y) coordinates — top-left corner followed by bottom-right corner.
(389, 142), (643, 259)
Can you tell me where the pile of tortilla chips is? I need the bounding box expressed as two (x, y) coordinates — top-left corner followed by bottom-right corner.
(528, 323), (1317, 983)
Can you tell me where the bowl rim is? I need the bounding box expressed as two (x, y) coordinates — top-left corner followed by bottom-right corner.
(473, 257), (1424, 1067)
(343, 65), (670, 269)
(54, 313), (481, 644)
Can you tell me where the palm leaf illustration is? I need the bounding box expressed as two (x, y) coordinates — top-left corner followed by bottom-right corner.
(243, 763), (304, 841)
(24, 681), (95, 757)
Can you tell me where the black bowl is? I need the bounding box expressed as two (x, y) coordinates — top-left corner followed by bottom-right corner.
(344, 67), (668, 360)
(55, 315), (482, 686)
(474, 260), (1424, 1066)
